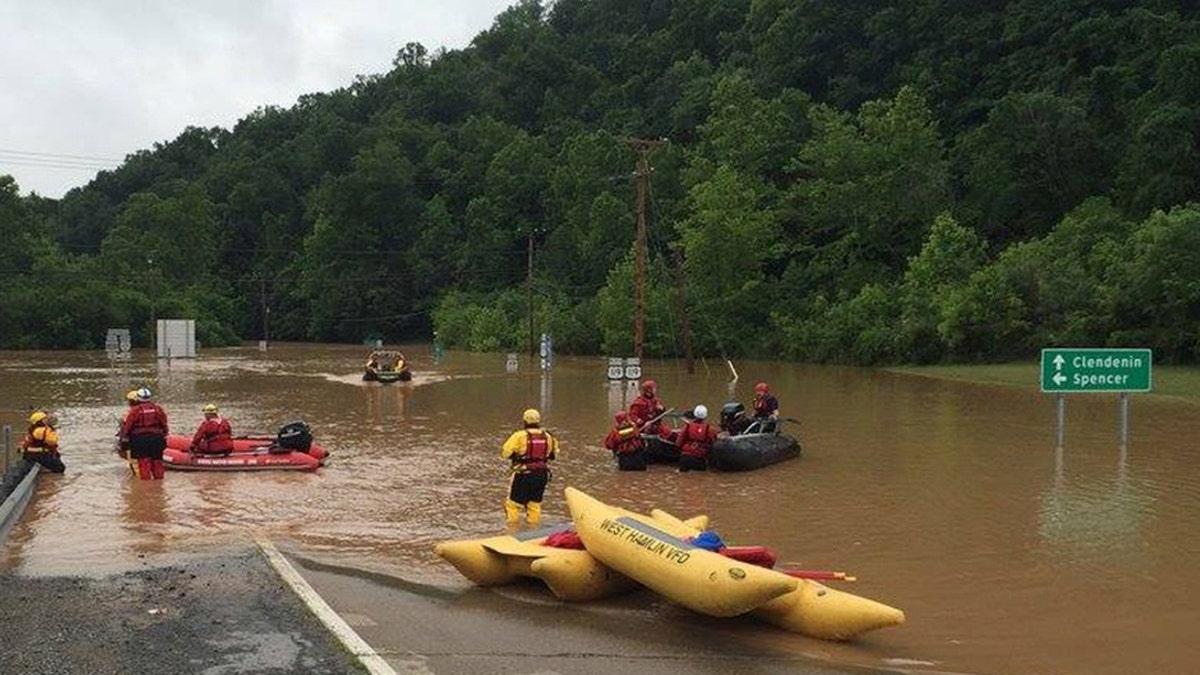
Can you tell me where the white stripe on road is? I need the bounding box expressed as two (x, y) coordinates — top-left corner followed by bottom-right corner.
(255, 535), (405, 675)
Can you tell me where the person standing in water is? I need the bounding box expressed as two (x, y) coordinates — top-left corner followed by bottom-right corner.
(500, 408), (559, 529)
(603, 411), (646, 471)
(675, 405), (718, 472)
(118, 387), (169, 480)
(20, 411), (66, 473)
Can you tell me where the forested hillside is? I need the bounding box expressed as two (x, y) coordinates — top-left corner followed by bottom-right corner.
(3, 0), (1199, 364)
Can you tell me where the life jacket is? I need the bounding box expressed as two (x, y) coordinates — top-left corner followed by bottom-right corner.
(753, 394), (778, 418)
(21, 425), (56, 454)
(610, 424), (643, 455)
(127, 402), (167, 436)
(200, 417), (234, 453)
(676, 420), (714, 458)
(629, 396), (665, 428)
(513, 431), (551, 472)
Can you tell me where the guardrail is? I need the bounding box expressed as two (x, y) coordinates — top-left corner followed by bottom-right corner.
(2, 424), (40, 541)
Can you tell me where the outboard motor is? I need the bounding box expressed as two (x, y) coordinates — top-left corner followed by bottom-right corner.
(276, 420), (313, 452)
(719, 402), (747, 435)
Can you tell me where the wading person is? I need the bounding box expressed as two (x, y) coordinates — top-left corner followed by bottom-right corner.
(628, 379), (669, 437)
(603, 411), (646, 471)
(675, 405), (717, 472)
(190, 404), (234, 455)
(118, 387), (169, 480)
(20, 411), (66, 473)
(501, 408), (559, 529)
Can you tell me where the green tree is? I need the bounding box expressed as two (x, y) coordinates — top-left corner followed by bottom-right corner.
(897, 212), (987, 362)
(958, 91), (1108, 245)
(680, 164), (782, 355)
(788, 86), (952, 295)
(1107, 205), (1200, 362)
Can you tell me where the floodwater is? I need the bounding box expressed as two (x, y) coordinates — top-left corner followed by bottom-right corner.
(1, 344), (1197, 675)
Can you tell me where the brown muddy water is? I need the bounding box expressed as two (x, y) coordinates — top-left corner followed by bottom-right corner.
(1, 344), (1197, 675)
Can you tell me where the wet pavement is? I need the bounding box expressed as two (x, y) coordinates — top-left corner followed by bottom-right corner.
(289, 550), (905, 675)
(0, 536), (904, 675)
(0, 546), (365, 675)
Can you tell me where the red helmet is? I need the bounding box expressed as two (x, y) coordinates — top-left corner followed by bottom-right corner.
(755, 382), (769, 394)
(614, 411), (628, 424)
(642, 379), (657, 394)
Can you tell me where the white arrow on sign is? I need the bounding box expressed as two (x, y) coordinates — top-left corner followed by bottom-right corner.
(1053, 372), (1066, 385)
(1053, 354), (1065, 371)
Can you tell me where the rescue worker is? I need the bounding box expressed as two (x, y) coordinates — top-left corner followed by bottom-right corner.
(752, 381), (780, 432)
(20, 411), (66, 473)
(190, 403), (234, 455)
(675, 404), (718, 472)
(118, 387), (169, 480)
(114, 390), (138, 467)
(500, 408), (559, 529)
(628, 379), (670, 437)
(603, 410), (646, 471)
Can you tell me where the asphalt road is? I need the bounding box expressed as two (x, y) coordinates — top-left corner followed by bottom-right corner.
(0, 548), (365, 675)
(290, 554), (906, 675)
(0, 540), (907, 675)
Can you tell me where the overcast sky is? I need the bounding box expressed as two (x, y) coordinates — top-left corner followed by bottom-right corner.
(0, 0), (515, 198)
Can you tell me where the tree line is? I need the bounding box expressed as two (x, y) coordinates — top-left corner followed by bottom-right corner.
(2, 0), (1199, 364)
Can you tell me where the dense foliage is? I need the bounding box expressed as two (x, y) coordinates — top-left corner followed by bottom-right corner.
(3, 0), (1199, 363)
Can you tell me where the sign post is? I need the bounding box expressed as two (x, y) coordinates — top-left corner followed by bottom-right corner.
(1040, 348), (1152, 447)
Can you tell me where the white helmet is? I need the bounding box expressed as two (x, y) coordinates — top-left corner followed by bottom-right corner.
(692, 405), (708, 420)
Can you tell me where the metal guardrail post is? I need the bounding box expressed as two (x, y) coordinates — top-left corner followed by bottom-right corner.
(2, 424), (10, 474)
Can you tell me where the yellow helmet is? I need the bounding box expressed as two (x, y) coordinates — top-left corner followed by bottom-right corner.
(125, 390), (139, 403)
(28, 411), (47, 425)
(522, 408), (541, 425)
(202, 403), (219, 415)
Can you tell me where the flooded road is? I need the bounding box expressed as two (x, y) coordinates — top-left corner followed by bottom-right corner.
(2, 344), (1197, 675)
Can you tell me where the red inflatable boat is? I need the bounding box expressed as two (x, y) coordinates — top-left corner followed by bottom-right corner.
(163, 421), (329, 472)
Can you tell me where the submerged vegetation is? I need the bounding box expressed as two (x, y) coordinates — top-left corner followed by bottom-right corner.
(3, 1), (1200, 364)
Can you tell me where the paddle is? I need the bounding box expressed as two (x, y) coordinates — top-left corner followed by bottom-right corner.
(638, 407), (676, 432)
(780, 568), (856, 582)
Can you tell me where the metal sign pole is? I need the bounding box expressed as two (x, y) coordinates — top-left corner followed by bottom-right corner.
(1119, 392), (1130, 446)
(1055, 394), (1066, 449)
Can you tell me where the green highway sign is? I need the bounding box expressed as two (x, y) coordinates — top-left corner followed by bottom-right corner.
(1040, 348), (1152, 393)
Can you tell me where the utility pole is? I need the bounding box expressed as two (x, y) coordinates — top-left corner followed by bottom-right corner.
(148, 257), (157, 352)
(260, 275), (270, 345)
(672, 245), (695, 373)
(527, 231), (535, 357)
(627, 138), (667, 360)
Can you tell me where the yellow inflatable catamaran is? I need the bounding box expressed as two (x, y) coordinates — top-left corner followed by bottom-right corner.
(565, 487), (906, 639)
(435, 511), (709, 602)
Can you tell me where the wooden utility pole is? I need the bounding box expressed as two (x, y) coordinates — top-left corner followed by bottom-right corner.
(260, 275), (270, 344)
(627, 138), (667, 360)
(527, 231), (535, 356)
(672, 245), (695, 373)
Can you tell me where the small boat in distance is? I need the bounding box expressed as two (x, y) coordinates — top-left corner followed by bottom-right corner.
(363, 350), (411, 383)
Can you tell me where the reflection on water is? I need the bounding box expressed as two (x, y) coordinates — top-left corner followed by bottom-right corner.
(2, 344), (1199, 675)
(1038, 444), (1154, 570)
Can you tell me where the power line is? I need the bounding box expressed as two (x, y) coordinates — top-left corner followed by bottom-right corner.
(0, 148), (124, 163)
(0, 158), (115, 171)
